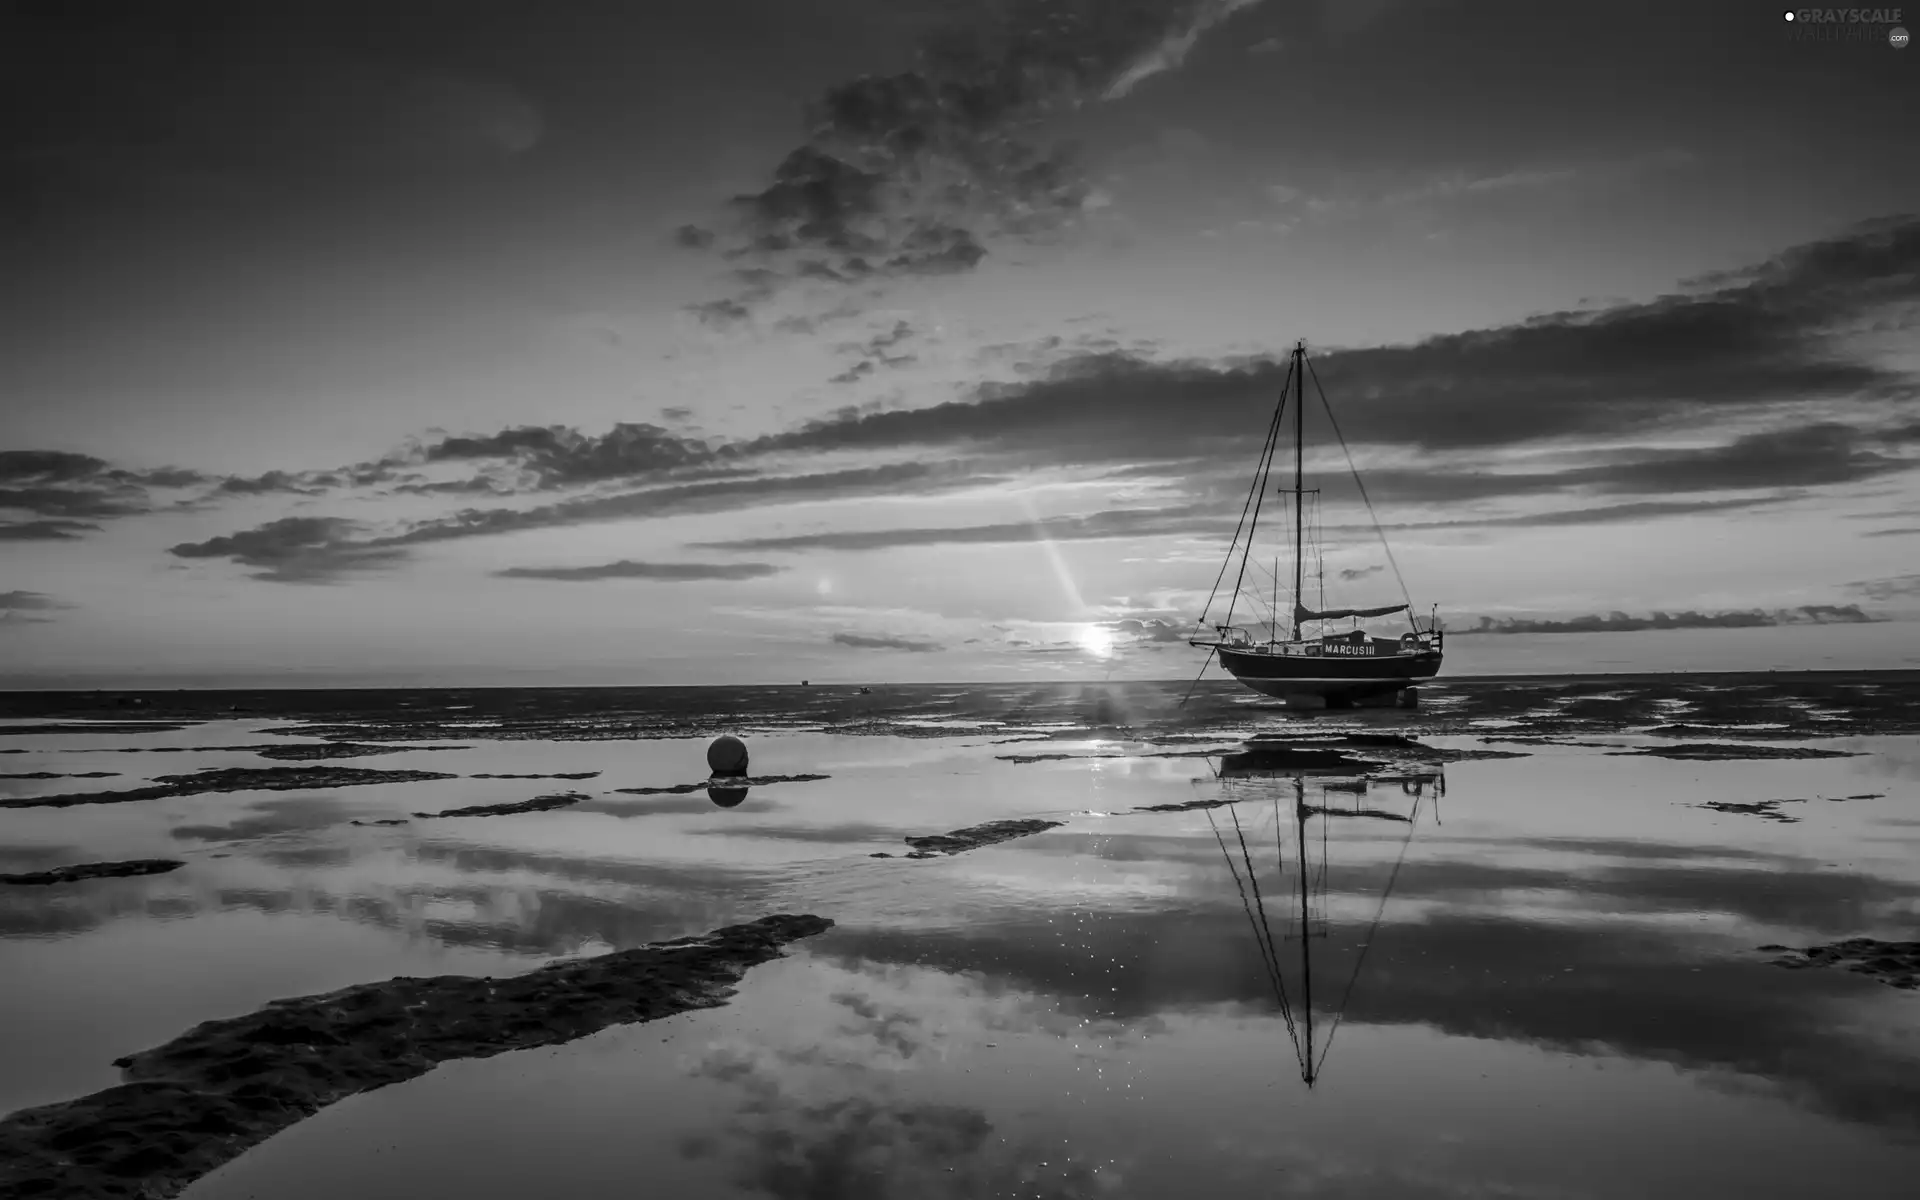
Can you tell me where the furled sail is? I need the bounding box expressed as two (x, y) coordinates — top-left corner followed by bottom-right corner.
(1294, 602), (1409, 622)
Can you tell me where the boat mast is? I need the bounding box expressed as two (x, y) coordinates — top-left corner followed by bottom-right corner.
(1296, 774), (1315, 1085)
(1291, 341), (1306, 641)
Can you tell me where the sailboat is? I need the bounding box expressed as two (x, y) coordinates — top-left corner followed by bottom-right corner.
(1189, 341), (1442, 707)
(1206, 758), (1439, 1086)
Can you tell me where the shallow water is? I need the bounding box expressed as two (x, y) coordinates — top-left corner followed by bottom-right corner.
(3, 675), (1918, 1198)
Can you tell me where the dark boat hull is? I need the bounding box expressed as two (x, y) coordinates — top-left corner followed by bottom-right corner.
(1217, 646), (1441, 702)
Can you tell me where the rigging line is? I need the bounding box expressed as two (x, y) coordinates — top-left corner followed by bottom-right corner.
(1177, 646), (1216, 709)
(1206, 805), (1300, 1052)
(1229, 801), (1286, 1001)
(1303, 353), (1415, 621)
(1228, 801), (1304, 1064)
(1195, 356), (1293, 635)
(1312, 790), (1424, 1075)
(1224, 359), (1294, 632)
(1207, 806), (1281, 992)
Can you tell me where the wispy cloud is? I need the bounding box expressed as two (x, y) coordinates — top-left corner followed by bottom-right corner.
(495, 560), (783, 582)
(0, 449), (205, 530)
(1846, 574), (1920, 602)
(0, 518), (102, 541)
(214, 470), (337, 497)
(169, 517), (409, 585)
(0, 589), (74, 627)
(680, 0), (1268, 320)
(830, 319), (921, 384)
(830, 632), (943, 652)
(380, 463), (995, 549)
(409, 423), (716, 491)
(692, 504), (1218, 553)
(1454, 606), (1880, 635)
(170, 463), (1004, 582)
(1110, 617), (1189, 644)
(1104, 0), (1266, 99)
(1363, 496), (1803, 532)
(0, 590), (72, 612)
(1260, 148), (1695, 225)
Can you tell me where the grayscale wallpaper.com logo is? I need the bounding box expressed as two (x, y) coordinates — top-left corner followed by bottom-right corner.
(1783, 8), (1909, 44)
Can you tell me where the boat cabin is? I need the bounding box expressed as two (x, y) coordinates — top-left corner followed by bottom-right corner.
(1201, 624), (1437, 658)
(1303, 629), (1401, 657)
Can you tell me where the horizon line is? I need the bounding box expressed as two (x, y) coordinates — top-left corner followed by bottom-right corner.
(4, 666), (1919, 695)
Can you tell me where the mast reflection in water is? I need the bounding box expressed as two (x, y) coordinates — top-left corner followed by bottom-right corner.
(1206, 748), (1443, 1087)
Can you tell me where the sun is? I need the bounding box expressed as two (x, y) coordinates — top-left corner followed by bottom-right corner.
(1076, 624), (1115, 658)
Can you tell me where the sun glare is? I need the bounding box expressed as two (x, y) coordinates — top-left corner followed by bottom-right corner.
(1077, 624), (1115, 658)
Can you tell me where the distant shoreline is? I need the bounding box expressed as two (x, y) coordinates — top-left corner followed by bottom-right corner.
(4, 666), (1919, 699)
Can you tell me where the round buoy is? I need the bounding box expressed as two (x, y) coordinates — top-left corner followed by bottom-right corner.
(707, 734), (749, 776)
(708, 784), (749, 808)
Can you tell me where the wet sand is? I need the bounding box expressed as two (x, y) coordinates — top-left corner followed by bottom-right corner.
(0, 916), (830, 1199)
(0, 674), (1916, 1199)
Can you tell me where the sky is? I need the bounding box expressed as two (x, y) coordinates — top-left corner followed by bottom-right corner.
(3, 0), (1918, 688)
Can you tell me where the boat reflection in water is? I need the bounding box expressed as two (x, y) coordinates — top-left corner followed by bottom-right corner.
(1205, 746), (1443, 1087)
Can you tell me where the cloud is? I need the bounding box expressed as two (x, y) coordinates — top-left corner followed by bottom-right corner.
(724, 214), (1918, 464)
(0, 590), (72, 612)
(1863, 527), (1920, 538)
(114, 213), (1920, 586)
(1104, 0), (1266, 98)
(684, 0), (1267, 315)
(387, 477), (513, 498)
(1580, 423), (1907, 493)
(495, 560), (783, 582)
(687, 1042), (1111, 1200)
(0, 451), (117, 485)
(1452, 605), (1882, 635)
(691, 489), (1818, 557)
(411, 422), (717, 491)
(381, 462), (994, 549)
(168, 516), (410, 584)
(0, 590), (72, 628)
(1364, 496), (1803, 532)
(1110, 617), (1189, 644)
(0, 519), (101, 541)
(672, 224), (714, 249)
(154, 213), (1908, 578)
(214, 470), (336, 497)
(693, 503), (1222, 553)
(173, 463), (1005, 581)
(686, 297), (754, 328)
(1338, 564), (1384, 582)
(831, 632), (944, 652)
(828, 318), (921, 383)
(0, 449), (206, 524)
(693, 487), (1824, 559)
(1847, 573), (1920, 602)
(1263, 148), (1695, 229)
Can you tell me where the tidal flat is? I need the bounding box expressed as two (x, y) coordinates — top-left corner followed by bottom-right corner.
(1, 673), (1917, 1199)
